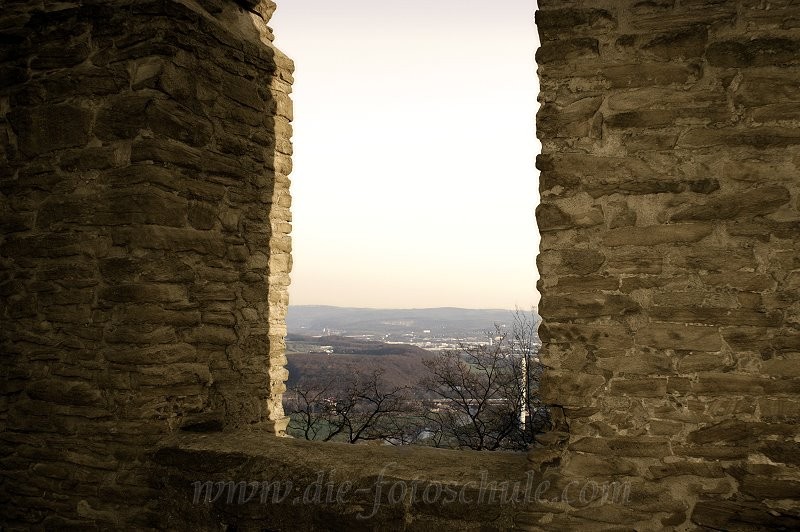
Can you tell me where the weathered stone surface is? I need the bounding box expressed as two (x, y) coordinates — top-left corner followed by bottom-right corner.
(541, 293), (640, 319)
(651, 306), (782, 327)
(569, 437), (671, 458)
(605, 63), (701, 88)
(752, 102), (800, 123)
(154, 431), (539, 532)
(562, 453), (638, 477)
(691, 500), (800, 530)
(188, 202), (218, 230)
(726, 218), (800, 241)
(536, 2), (800, 530)
(538, 249), (606, 276)
(146, 98), (214, 147)
(536, 8), (616, 41)
(59, 146), (127, 171)
(1, 233), (112, 258)
(606, 249), (664, 275)
(111, 226), (226, 256)
(671, 185), (790, 221)
(104, 344), (197, 365)
(692, 373), (773, 395)
(540, 372), (605, 406)
(636, 323), (721, 352)
(537, 96), (602, 138)
(9, 104), (92, 156)
(536, 203), (574, 231)
(609, 377), (668, 397)
(706, 272), (774, 292)
(1, 2), (293, 529)
(679, 126), (800, 148)
(677, 353), (733, 373)
(537, 153), (651, 191)
(597, 354), (673, 375)
(735, 73), (800, 107)
(540, 323), (633, 349)
(536, 38), (599, 64)
(606, 103), (728, 129)
(25, 380), (103, 407)
(37, 188), (189, 229)
(628, 1), (736, 31)
(182, 325), (238, 345)
(707, 38), (800, 67)
(604, 200), (638, 229)
(103, 325), (178, 345)
(741, 475), (800, 500)
(99, 256), (195, 284)
(555, 275), (619, 292)
(641, 26), (708, 60)
(758, 397), (800, 421)
(94, 94), (152, 140)
(99, 284), (188, 304)
(133, 363), (212, 387)
(648, 460), (724, 480)
(675, 248), (753, 273)
(761, 440), (800, 466)
(603, 223), (713, 247)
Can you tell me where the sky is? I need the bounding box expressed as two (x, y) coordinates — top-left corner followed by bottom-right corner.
(270, 1), (540, 310)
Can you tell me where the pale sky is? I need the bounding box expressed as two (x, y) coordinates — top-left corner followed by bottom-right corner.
(271, 1), (540, 310)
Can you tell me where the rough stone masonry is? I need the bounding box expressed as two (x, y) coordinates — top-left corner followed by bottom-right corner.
(1, 0), (800, 530)
(0, 0), (293, 527)
(535, 0), (800, 529)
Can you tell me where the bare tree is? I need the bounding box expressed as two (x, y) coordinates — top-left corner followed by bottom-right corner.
(420, 328), (522, 450)
(286, 369), (413, 444)
(511, 308), (549, 444)
(419, 309), (547, 450)
(287, 384), (336, 441)
(285, 311), (548, 451)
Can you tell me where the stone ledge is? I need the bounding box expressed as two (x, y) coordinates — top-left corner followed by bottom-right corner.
(151, 432), (548, 531)
(153, 431), (532, 483)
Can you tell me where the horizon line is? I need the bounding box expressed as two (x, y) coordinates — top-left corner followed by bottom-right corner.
(289, 304), (538, 311)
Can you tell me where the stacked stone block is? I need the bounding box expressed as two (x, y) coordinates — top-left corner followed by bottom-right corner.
(535, 0), (800, 529)
(0, 0), (292, 527)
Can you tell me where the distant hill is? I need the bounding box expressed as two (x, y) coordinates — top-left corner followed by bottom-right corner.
(286, 305), (536, 337)
(285, 353), (432, 391)
(285, 334), (434, 390)
(283, 306), (541, 394)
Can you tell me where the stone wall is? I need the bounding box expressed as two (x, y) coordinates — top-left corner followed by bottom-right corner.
(2, 0), (800, 530)
(536, 0), (800, 528)
(0, 0), (292, 528)
(153, 432), (536, 531)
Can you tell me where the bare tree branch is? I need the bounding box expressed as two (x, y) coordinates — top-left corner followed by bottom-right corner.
(285, 311), (549, 451)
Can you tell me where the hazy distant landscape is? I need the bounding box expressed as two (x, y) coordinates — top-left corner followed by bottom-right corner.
(285, 334), (433, 390)
(287, 305), (529, 338)
(284, 306), (540, 391)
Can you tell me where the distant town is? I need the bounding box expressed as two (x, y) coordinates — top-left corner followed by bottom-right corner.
(284, 305), (542, 391)
(289, 328), (503, 353)
(283, 305), (547, 449)
(286, 305), (541, 351)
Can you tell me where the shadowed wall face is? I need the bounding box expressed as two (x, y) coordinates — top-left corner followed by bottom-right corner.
(154, 2), (800, 528)
(0, 0), (292, 527)
(536, 0), (800, 528)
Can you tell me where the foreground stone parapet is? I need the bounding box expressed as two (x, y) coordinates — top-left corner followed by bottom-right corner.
(154, 432), (536, 531)
(0, 0), (292, 527)
(154, 431), (800, 531)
